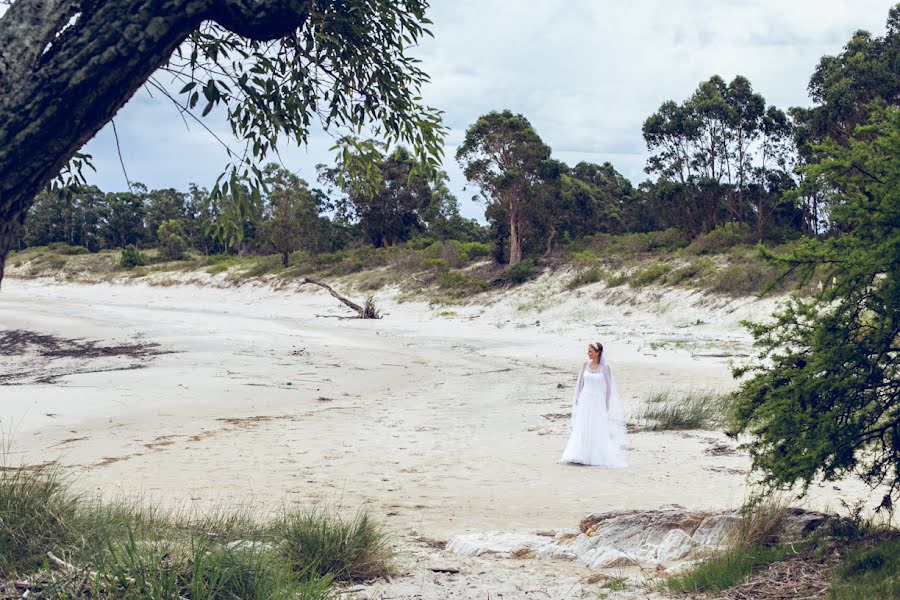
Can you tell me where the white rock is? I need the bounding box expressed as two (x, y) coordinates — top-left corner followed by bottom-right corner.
(655, 529), (698, 562)
(588, 548), (638, 569)
(446, 533), (551, 558)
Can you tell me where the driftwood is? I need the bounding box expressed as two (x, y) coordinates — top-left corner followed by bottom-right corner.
(298, 278), (381, 319)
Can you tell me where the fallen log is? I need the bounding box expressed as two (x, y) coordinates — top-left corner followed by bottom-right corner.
(298, 278), (381, 319)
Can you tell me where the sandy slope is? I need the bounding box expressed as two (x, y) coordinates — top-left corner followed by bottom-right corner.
(0, 273), (878, 542)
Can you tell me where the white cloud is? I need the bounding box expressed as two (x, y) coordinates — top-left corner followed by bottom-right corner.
(80, 0), (897, 221)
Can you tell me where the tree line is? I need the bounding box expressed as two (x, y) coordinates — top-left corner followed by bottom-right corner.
(14, 6), (900, 271)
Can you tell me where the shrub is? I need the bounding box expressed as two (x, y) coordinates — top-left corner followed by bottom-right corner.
(567, 266), (607, 290)
(459, 241), (491, 261)
(119, 244), (145, 269)
(423, 257), (450, 272)
(665, 259), (714, 286)
(708, 261), (780, 296)
(157, 219), (188, 260)
(629, 261), (672, 286)
(605, 272), (628, 287)
(507, 258), (536, 284)
(405, 237), (434, 250)
(436, 271), (488, 294)
(686, 223), (757, 255)
(47, 242), (89, 255)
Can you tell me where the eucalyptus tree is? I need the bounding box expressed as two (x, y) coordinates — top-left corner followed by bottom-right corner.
(320, 143), (440, 247)
(0, 0), (444, 285)
(456, 110), (555, 265)
(643, 75), (792, 237)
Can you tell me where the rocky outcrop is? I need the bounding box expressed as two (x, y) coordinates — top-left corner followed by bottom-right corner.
(447, 507), (831, 571)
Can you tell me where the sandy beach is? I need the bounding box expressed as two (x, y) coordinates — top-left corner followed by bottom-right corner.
(0, 275), (878, 542)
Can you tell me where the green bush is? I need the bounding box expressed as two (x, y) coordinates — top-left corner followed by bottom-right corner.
(507, 258), (537, 284)
(605, 272), (628, 287)
(157, 219), (188, 260)
(629, 261), (672, 286)
(665, 259), (714, 286)
(459, 241), (491, 261)
(423, 257), (450, 272)
(686, 223), (757, 255)
(436, 271), (488, 293)
(405, 237), (435, 250)
(47, 242), (89, 255)
(567, 266), (606, 289)
(119, 244), (145, 269)
(708, 261), (780, 296)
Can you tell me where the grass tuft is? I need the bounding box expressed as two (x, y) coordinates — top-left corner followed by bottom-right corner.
(279, 508), (392, 582)
(636, 389), (731, 431)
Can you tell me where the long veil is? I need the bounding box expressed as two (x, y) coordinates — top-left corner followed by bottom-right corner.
(600, 353), (629, 459)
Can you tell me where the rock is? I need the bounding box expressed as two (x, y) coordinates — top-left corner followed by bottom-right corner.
(446, 533), (551, 558)
(655, 529), (698, 562)
(588, 548), (638, 568)
(446, 508), (834, 573)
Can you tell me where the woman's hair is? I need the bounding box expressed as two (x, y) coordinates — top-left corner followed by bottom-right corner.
(590, 341), (604, 357)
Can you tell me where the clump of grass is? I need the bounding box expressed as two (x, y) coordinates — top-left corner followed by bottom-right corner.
(707, 261), (782, 296)
(637, 389), (731, 430)
(507, 258), (537, 284)
(628, 261), (672, 286)
(665, 543), (796, 594)
(0, 465), (82, 575)
(566, 266), (606, 289)
(278, 508), (392, 582)
(830, 534), (900, 599)
(605, 271), (629, 287)
(664, 258), (714, 286)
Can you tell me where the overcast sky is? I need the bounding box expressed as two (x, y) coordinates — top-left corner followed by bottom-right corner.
(78, 0), (897, 220)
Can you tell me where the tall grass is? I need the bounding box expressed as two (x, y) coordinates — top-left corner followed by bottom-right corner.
(0, 464), (388, 596)
(279, 508), (393, 582)
(636, 389), (731, 431)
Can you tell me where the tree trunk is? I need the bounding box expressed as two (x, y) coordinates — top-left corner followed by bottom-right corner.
(298, 277), (380, 319)
(281, 250), (289, 268)
(508, 201), (522, 265)
(0, 0), (311, 287)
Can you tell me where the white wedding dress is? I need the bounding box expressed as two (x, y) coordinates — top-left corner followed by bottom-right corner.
(560, 356), (628, 468)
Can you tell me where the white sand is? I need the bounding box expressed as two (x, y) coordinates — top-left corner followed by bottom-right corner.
(0, 274), (879, 542)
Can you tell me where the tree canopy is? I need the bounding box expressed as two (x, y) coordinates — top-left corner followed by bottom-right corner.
(0, 0), (445, 284)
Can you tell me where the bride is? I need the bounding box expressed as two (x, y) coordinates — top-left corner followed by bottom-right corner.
(560, 342), (628, 467)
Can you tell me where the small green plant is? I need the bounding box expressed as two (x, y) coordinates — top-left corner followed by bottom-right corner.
(628, 261), (672, 286)
(507, 258), (536, 284)
(567, 266), (606, 289)
(119, 244), (145, 269)
(605, 272), (628, 287)
(665, 258), (715, 286)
